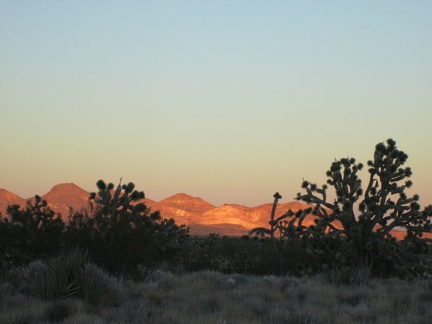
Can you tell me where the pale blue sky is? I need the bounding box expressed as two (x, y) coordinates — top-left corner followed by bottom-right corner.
(1, 1), (431, 206)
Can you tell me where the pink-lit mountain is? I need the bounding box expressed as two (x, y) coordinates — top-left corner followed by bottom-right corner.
(0, 183), (426, 239)
(0, 183), (311, 236)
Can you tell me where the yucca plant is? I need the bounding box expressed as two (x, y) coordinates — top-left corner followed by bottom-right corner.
(22, 249), (88, 300)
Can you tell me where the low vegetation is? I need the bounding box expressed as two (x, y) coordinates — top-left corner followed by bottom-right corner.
(0, 139), (431, 322)
(2, 266), (432, 323)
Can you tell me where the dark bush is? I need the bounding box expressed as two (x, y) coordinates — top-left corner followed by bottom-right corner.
(64, 180), (189, 277)
(176, 234), (277, 275)
(0, 196), (64, 267)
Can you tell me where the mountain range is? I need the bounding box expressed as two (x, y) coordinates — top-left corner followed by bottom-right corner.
(0, 183), (315, 236)
(0, 183), (428, 239)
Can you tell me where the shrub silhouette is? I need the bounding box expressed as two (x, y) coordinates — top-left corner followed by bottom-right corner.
(13, 248), (124, 311)
(252, 139), (432, 278)
(177, 234), (276, 275)
(0, 196), (64, 267)
(64, 179), (189, 277)
(250, 193), (316, 275)
(21, 249), (88, 300)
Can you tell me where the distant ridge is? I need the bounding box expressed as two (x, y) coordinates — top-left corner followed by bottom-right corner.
(39, 183), (90, 220)
(0, 183), (290, 235)
(1, 183), (427, 238)
(0, 189), (25, 216)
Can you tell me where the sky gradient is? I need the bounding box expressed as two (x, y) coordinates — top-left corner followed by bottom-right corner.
(1, 1), (431, 207)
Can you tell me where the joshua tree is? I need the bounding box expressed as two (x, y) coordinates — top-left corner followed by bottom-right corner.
(66, 179), (189, 276)
(89, 178), (147, 218)
(252, 139), (432, 277)
(250, 192), (313, 275)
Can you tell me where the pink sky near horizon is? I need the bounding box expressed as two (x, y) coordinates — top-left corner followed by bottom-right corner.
(1, 1), (432, 207)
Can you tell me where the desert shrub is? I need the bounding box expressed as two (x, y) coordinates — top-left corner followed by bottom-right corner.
(279, 238), (319, 276)
(177, 234), (277, 275)
(17, 249), (124, 310)
(80, 263), (124, 308)
(319, 266), (372, 287)
(0, 266), (23, 294)
(0, 196), (65, 267)
(64, 180), (189, 277)
(21, 249), (88, 300)
(45, 299), (78, 323)
(420, 276), (432, 292)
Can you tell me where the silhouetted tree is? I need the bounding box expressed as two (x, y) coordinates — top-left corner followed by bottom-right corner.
(249, 193), (313, 275)
(252, 139), (432, 277)
(65, 179), (189, 277)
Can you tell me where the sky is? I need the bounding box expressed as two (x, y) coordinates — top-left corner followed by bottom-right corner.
(1, 1), (431, 207)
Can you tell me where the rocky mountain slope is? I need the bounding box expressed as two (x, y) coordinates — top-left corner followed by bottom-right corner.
(0, 189), (26, 215)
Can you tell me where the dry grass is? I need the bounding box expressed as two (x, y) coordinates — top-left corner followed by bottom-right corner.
(1, 269), (432, 323)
